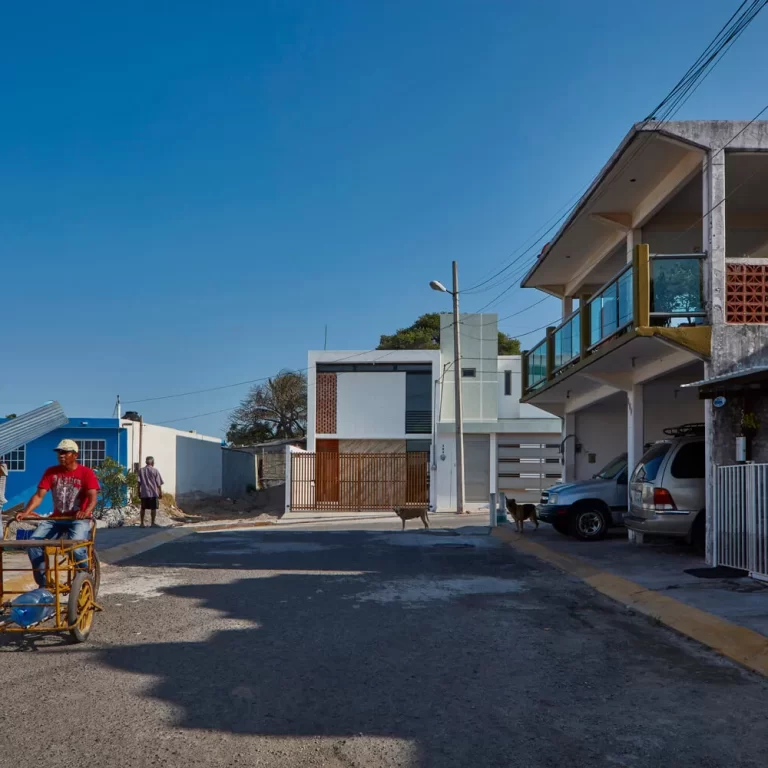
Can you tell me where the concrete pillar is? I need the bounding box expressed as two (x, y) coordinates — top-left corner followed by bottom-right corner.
(562, 412), (577, 482)
(626, 228), (642, 263)
(703, 148), (726, 565)
(562, 296), (573, 318)
(627, 384), (644, 501)
(489, 433), (498, 496)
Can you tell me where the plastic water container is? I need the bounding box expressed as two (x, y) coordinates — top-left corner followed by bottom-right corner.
(9, 588), (55, 628)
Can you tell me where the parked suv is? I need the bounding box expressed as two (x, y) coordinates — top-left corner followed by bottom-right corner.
(626, 424), (706, 547)
(538, 453), (628, 541)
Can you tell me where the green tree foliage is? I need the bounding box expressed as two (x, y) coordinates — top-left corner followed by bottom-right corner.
(227, 370), (307, 446)
(377, 313), (520, 354)
(94, 457), (128, 517)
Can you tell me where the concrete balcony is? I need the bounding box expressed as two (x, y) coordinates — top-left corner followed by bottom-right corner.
(522, 245), (711, 406)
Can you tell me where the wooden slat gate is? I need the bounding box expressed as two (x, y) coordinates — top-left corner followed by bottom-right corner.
(290, 452), (429, 511)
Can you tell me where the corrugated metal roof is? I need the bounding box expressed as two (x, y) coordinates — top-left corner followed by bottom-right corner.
(0, 402), (68, 456)
(682, 366), (768, 390)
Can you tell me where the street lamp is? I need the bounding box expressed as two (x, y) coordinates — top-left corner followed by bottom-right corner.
(430, 262), (465, 515)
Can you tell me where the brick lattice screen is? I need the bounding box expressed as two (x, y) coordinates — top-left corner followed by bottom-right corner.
(726, 264), (768, 324)
(316, 373), (337, 434)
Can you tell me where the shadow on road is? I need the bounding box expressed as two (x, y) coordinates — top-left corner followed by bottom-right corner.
(93, 529), (768, 768)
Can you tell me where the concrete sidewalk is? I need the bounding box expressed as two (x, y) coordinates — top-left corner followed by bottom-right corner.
(494, 522), (768, 676)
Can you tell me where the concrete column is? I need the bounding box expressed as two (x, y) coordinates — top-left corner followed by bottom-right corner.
(705, 149), (726, 332)
(627, 384), (644, 500)
(562, 412), (577, 482)
(626, 228), (642, 263)
(562, 296), (573, 319)
(703, 148), (725, 565)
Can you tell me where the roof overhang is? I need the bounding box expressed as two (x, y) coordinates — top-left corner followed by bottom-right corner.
(521, 124), (708, 297)
(682, 366), (768, 399)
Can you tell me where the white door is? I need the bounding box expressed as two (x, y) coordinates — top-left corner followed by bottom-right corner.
(464, 435), (490, 503)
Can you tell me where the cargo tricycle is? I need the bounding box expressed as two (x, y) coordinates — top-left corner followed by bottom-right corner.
(0, 516), (102, 643)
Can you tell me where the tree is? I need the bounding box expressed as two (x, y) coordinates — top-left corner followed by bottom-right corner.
(227, 370), (307, 446)
(94, 457), (128, 517)
(377, 312), (520, 355)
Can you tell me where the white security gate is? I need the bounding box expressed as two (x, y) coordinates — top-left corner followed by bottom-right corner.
(715, 463), (768, 577)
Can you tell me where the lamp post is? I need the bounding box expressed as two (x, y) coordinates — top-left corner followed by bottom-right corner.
(430, 261), (465, 514)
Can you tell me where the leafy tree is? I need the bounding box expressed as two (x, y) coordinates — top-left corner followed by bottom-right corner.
(377, 312), (520, 354)
(227, 370), (307, 446)
(4, 414), (17, 419)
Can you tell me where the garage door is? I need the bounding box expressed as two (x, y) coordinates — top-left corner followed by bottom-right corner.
(497, 434), (561, 504)
(464, 435), (490, 502)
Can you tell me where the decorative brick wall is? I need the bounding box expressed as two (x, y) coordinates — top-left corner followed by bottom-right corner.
(726, 264), (768, 323)
(316, 373), (337, 434)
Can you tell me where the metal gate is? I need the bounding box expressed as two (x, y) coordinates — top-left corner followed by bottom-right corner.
(715, 463), (768, 577)
(290, 452), (429, 511)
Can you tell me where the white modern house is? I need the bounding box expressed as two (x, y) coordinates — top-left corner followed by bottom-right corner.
(298, 313), (562, 512)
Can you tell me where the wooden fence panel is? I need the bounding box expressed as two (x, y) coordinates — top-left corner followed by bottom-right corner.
(291, 452), (429, 511)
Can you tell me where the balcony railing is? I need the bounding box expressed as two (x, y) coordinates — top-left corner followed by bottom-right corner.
(521, 248), (708, 395)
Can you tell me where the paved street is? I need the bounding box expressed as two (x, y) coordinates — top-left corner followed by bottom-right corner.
(3, 519), (768, 767)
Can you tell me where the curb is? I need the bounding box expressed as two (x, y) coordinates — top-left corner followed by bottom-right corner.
(492, 523), (768, 678)
(97, 527), (194, 565)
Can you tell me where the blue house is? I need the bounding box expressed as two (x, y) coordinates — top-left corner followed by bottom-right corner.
(1, 417), (127, 514)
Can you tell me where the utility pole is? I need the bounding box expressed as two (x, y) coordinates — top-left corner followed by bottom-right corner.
(451, 262), (465, 514)
(430, 263), (466, 515)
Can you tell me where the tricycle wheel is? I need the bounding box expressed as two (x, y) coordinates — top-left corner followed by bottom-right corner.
(90, 551), (101, 598)
(68, 573), (95, 643)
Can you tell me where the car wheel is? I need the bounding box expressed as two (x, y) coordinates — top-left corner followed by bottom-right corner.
(570, 506), (608, 541)
(552, 519), (570, 535)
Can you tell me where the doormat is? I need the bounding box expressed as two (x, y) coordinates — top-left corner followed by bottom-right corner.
(684, 566), (749, 579)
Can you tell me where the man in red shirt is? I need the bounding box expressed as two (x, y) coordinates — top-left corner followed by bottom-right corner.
(16, 439), (100, 587)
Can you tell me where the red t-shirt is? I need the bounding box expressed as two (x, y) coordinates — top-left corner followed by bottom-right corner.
(39, 465), (100, 518)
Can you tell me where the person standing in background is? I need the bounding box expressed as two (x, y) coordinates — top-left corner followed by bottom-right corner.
(138, 456), (164, 528)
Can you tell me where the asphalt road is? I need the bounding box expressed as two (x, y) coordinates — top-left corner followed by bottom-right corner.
(2, 519), (768, 768)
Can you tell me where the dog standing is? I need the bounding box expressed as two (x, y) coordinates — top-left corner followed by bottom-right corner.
(394, 506), (430, 531)
(506, 498), (539, 533)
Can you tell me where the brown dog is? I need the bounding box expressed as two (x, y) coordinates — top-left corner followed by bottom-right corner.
(394, 506), (430, 531)
(506, 498), (539, 533)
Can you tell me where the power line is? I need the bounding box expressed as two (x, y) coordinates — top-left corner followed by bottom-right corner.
(459, 1), (768, 303)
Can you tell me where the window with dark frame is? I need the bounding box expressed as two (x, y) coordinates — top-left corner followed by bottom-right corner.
(461, 368), (476, 378)
(504, 370), (512, 396)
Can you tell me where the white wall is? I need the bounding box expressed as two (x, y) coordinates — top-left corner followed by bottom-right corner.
(335, 372), (406, 438)
(573, 396), (627, 481)
(643, 371), (704, 442)
(125, 421), (222, 497)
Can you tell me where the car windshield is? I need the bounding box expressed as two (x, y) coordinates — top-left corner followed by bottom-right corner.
(631, 442), (671, 484)
(594, 454), (627, 480)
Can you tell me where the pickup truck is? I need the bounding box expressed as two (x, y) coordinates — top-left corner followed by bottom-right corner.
(537, 453), (628, 541)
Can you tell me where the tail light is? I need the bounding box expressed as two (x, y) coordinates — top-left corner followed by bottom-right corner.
(653, 488), (676, 511)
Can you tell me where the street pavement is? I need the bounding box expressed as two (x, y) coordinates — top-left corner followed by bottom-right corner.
(2, 518), (768, 767)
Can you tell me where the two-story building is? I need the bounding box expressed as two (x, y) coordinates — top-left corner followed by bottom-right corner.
(519, 120), (768, 567)
(296, 313), (562, 513)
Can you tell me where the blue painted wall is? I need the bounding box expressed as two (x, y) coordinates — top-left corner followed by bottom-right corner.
(0, 417), (127, 514)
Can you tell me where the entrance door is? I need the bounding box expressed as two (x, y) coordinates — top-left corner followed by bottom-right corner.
(315, 439), (339, 504)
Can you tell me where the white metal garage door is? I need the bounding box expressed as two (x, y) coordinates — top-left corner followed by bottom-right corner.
(497, 434), (561, 504)
(464, 435), (490, 503)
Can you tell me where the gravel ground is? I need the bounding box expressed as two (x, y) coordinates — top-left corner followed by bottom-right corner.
(2, 522), (768, 768)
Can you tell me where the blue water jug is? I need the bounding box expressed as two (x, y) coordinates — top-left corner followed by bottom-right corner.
(9, 588), (55, 628)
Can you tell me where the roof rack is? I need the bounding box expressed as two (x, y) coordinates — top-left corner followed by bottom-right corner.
(662, 423), (705, 438)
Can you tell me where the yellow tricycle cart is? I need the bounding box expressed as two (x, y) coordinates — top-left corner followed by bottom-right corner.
(0, 516), (102, 643)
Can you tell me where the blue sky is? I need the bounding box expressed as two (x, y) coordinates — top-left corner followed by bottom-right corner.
(2, 1), (767, 436)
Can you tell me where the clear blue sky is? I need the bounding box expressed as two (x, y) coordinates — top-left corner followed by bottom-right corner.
(2, 1), (766, 436)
